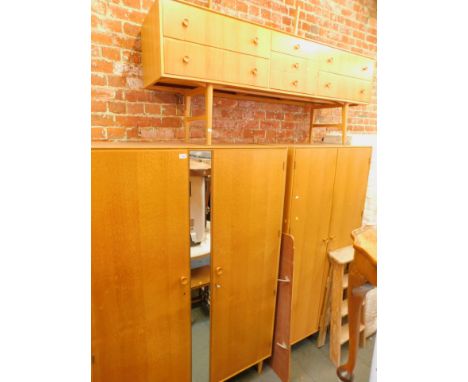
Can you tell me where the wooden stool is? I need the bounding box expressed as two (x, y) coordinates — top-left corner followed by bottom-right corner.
(317, 246), (365, 367)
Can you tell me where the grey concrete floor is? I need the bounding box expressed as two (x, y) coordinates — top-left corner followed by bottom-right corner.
(192, 306), (375, 382)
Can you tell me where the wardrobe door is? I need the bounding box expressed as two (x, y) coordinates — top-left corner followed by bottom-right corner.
(91, 149), (191, 382)
(287, 148), (337, 344)
(210, 148), (287, 382)
(328, 147), (372, 251)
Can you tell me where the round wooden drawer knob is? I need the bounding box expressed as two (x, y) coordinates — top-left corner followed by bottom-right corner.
(292, 80), (299, 87)
(252, 37), (259, 45)
(182, 18), (190, 27)
(294, 43), (300, 50)
(325, 82), (332, 88)
(360, 89), (366, 94)
(180, 276), (188, 286)
(327, 57), (334, 64)
(251, 68), (258, 76)
(293, 62), (300, 69)
(182, 55), (190, 63)
(362, 66), (368, 71)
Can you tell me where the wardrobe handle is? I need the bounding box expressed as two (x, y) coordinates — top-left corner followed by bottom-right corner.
(180, 276), (188, 286)
(278, 276), (290, 283)
(276, 342), (289, 350)
(182, 18), (190, 27)
(183, 55), (190, 63)
(216, 266), (223, 276)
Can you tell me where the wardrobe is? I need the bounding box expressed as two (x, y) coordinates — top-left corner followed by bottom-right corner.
(91, 144), (287, 382)
(271, 145), (372, 382)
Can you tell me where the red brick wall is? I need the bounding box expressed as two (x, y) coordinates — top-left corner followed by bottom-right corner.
(91, 0), (376, 143)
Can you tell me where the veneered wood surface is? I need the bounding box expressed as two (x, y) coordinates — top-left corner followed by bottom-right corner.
(288, 147), (338, 344)
(91, 149), (191, 382)
(210, 148), (287, 382)
(270, 233), (295, 382)
(328, 147), (372, 252)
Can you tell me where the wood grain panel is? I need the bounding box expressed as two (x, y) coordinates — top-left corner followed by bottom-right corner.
(288, 147), (338, 344)
(91, 149), (191, 382)
(210, 148), (287, 382)
(328, 147), (372, 251)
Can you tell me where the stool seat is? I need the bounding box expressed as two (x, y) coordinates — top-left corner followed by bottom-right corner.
(329, 245), (354, 265)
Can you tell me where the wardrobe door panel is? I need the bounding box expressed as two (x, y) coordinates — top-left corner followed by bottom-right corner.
(210, 148), (287, 382)
(328, 147), (372, 251)
(288, 148), (337, 344)
(91, 149), (191, 382)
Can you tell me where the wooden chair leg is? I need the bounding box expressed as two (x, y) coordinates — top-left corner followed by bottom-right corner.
(337, 265), (371, 382)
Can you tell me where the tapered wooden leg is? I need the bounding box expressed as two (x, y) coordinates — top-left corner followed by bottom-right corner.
(330, 262), (345, 366)
(341, 103), (349, 145)
(184, 95), (191, 143)
(257, 360), (263, 374)
(337, 264), (371, 382)
(205, 84), (213, 145)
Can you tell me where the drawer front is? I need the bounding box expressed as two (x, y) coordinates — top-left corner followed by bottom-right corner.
(163, 38), (269, 88)
(162, 0), (271, 58)
(317, 72), (372, 102)
(270, 52), (307, 73)
(318, 47), (375, 80)
(270, 71), (308, 93)
(271, 31), (321, 59)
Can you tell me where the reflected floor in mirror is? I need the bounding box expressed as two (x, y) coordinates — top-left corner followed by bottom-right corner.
(191, 319), (375, 382)
(192, 306), (210, 382)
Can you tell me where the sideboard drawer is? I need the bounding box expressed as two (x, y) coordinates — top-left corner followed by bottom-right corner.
(271, 31), (321, 59)
(317, 72), (372, 102)
(163, 0), (270, 58)
(318, 47), (374, 80)
(163, 38), (269, 88)
(270, 52), (307, 73)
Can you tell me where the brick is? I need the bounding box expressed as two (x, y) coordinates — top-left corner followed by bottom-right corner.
(107, 75), (127, 87)
(122, 0), (141, 9)
(101, 47), (121, 61)
(107, 128), (126, 139)
(127, 103), (144, 114)
(108, 101), (127, 114)
(91, 74), (106, 86)
(92, 100), (107, 113)
(92, 114), (114, 126)
(91, 128), (106, 140)
(161, 117), (182, 128)
(91, 31), (113, 46)
(91, 59), (114, 73)
(102, 19), (122, 33)
(123, 22), (141, 37)
(145, 103), (161, 114)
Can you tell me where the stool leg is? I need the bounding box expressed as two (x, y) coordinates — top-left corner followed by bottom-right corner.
(317, 266), (332, 348)
(257, 360), (263, 374)
(330, 263), (344, 366)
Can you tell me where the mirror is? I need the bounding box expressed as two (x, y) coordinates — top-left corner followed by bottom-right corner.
(189, 151), (211, 382)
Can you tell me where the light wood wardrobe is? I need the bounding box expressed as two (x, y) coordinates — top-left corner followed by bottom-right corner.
(91, 143), (287, 382)
(271, 145), (372, 382)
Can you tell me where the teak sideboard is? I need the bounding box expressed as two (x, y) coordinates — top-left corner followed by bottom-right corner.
(91, 143), (372, 382)
(141, 0), (376, 144)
